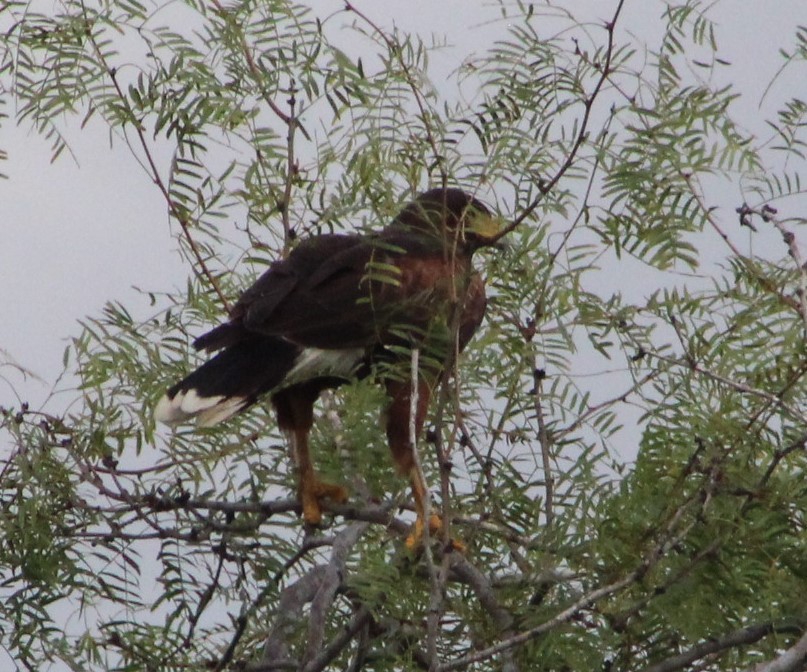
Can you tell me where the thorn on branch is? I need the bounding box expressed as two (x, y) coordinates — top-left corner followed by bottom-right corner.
(520, 318), (536, 341)
(101, 454), (118, 470)
(736, 203), (757, 231)
(630, 347), (646, 362)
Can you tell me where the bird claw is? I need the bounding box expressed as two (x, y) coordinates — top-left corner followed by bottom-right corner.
(405, 514), (466, 553)
(300, 479), (349, 526)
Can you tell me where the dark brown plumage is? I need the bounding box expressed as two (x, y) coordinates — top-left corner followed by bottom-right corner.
(155, 187), (500, 548)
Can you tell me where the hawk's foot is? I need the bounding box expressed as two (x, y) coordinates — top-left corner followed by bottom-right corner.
(299, 478), (349, 526)
(405, 513), (466, 553)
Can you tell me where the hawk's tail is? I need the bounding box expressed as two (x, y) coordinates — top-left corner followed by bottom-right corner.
(154, 337), (299, 427)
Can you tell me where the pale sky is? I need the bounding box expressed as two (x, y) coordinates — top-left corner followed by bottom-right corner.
(1, 3), (806, 670)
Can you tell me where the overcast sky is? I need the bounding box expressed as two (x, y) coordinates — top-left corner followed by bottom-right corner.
(1, 0), (805, 415)
(1, 4), (806, 669)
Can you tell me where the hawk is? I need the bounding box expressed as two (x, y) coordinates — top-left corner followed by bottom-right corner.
(155, 188), (500, 548)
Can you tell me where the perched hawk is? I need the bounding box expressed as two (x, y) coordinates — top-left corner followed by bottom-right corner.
(155, 188), (500, 548)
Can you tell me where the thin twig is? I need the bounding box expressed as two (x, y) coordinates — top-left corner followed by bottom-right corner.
(450, 556), (519, 672)
(498, 0), (626, 240)
(652, 351), (807, 426)
(685, 177), (802, 316)
(208, 0), (310, 139)
(80, 4), (230, 310)
(554, 369), (661, 441)
(757, 431), (807, 490)
(344, 2), (448, 187)
(437, 455), (717, 671)
(436, 571), (639, 671)
(408, 348), (441, 669)
(546, 110), (614, 268)
(281, 81), (298, 255)
(183, 548), (226, 648)
(532, 364), (554, 528)
(768, 212), (807, 334)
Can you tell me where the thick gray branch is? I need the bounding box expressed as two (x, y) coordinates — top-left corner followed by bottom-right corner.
(641, 623), (795, 672)
(255, 522), (368, 670)
(260, 565), (328, 663)
(450, 555), (519, 672)
(304, 522), (368, 664)
(302, 605), (373, 672)
(744, 629), (807, 672)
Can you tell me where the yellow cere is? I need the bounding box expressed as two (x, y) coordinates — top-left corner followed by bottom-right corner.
(468, 211), (505, 241)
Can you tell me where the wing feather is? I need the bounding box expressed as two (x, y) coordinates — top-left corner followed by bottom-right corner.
(241, 235), (389, 348)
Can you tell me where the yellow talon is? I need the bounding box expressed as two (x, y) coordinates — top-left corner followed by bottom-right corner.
(405, 513), (466, 553)
(300, 477), (349, 526)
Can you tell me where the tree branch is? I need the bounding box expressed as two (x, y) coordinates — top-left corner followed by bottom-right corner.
(260, 565), (328, 664)
(345, 2), (448, 187)
(80, 5), (231, 310)
(743, 628), (807, 672)
(641, 622), (801, 672)
(301, 605), (373, 672)
(303, 522), (368, 665)
(499, 0), (626, 239)
(532, 365), (554, 528)
(767, 209), (807, 335)
(436, 570), (640, 671)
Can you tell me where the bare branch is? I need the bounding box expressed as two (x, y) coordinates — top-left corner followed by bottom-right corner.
(641, 622), (802, 672)
(501, 0), (627, 238)
(686, 177), (803, 318)
(301, 605), (373, 672)
(80, 6), (231, 311)
(743, 629), (807, 672)
(344, 1), (448, 187)
(260, 566), (328, 664)
(304, 522), (368, 665)
(436, 570), (641, 671)
(768, 211), (807, 334)
(436, 458), (718, 671)
(450, 556), (519, 672)
(532, 365), (554, 528)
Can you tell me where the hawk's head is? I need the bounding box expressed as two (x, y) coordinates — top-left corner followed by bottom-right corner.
(393, 188), (503, 252)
